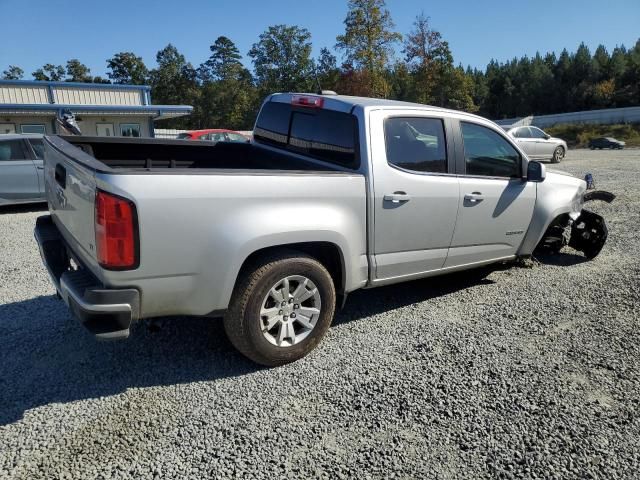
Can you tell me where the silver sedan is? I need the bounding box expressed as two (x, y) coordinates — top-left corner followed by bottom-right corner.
(506, 126), (568, 163)
(0, 134), (45, 206)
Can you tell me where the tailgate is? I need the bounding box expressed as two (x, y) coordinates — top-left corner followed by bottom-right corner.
(43, 135), (99, 269)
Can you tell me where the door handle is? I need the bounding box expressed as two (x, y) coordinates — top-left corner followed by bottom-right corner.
(383, 192), (411, 203)
(36, 166), (44, 170)
(464, 192), (484, 203)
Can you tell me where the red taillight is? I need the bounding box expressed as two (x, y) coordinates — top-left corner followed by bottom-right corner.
(95, 190), (138, 269)
(291, 95), (324, 108)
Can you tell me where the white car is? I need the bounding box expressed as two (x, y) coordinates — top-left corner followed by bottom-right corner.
(506, 126), (567, 163)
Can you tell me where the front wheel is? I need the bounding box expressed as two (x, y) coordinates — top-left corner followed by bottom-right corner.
(224, 252), (336, 366)
(551, 146), (565, 163)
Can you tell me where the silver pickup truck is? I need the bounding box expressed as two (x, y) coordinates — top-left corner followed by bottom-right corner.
(35, 93), (613, 366)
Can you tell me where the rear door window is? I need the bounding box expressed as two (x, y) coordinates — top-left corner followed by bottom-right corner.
(384, 117), (447, 173)
(254, 101), (359, 169)
(514, 127), (531, 138)
(0, 140), (27, 161)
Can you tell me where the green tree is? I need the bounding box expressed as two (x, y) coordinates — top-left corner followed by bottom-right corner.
(32, 64), (65, 81)
(150, 44), (200, 128)
(200, 36), (245, 82)
(249, 24), (314, 94)
(195, 37), (257, 129)
(403, 13), (451, 105)
(65, 59), (92, 82)
(336, 0), (401, 97)
(315, 47), (341, 92)
(623, 39), (640, 104)
(2, 65), (23, 80)
(440, 66), (476, 112)
(106, 52), (149, 84)
(387, 61), (413, 101)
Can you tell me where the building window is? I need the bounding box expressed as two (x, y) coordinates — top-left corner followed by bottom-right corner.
(120, 123), (141, 137)
(96, 123), (115, 137)
(21, 124), (46, 134)
(0, 123), (16, 134)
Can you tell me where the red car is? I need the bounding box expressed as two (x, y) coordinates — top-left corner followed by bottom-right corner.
(177, 129), (250, 143)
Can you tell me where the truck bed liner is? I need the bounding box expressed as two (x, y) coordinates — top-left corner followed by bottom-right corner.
(52, 136), (341, 172)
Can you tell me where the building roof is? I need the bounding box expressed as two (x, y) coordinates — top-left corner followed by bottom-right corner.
(0, 103), (192, 120)
(0, 79), (192, 120)
(0, 79), (151, 90)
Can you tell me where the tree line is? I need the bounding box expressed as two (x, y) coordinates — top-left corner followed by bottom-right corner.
(3, 0), (639, 129)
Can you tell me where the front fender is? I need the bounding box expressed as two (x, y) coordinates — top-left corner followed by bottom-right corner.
(518, 173), (586, 256)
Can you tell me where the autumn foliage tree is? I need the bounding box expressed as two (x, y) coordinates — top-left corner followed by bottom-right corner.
(336, 0), (401, 97)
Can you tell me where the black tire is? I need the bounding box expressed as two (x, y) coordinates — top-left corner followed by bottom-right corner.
(224, 251), (336, 366)
(551, 146), (564, 163)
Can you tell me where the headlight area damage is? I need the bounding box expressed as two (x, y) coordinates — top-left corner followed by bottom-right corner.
(536, 190), (616, 259)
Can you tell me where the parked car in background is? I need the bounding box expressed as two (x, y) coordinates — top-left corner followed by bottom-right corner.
(589, 137), (625, 150)
(177, 129), (250, 143)
(506, 126), (568, 163)
(0, 134), (45, 206)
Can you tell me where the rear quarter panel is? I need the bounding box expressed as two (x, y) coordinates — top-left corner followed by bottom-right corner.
(97, 172), (368, 317)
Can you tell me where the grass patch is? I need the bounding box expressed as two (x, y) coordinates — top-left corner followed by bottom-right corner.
(545, 123), (640, 148)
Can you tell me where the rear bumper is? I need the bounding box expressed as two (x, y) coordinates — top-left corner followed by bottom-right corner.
(34, 215), (140, 339)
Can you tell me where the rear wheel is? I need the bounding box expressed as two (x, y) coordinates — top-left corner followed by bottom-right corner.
(224, 252), (336, 366)
(551, 146), (565, 163)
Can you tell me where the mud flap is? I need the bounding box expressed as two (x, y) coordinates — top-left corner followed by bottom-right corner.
(568, 209), (608, 259)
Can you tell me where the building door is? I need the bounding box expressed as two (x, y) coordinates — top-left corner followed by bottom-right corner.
(96, 123), (115, 137)
(0, 123), (16, 134)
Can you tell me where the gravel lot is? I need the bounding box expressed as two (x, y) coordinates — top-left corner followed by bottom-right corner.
(1, 149), (639, 479)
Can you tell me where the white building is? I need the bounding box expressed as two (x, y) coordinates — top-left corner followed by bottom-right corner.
(0, 80), (192, 137)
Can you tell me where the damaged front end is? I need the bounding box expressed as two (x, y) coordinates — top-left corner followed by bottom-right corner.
(536, 186), (615, 260)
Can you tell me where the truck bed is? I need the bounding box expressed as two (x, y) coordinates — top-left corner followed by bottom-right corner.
(42, 134), (367, 318)
(52, 136), (341, 172)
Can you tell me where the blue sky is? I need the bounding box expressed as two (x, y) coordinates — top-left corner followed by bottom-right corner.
(1, 0), (639, 79)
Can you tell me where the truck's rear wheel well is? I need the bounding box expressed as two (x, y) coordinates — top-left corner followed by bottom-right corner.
(237, 242), (345, 295)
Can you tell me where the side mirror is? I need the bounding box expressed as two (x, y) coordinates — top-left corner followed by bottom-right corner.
(544, 134), (551, 140)
(527, 161), (546, 182)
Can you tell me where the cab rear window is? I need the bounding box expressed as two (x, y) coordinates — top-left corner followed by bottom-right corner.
(253, 101), (359, 169)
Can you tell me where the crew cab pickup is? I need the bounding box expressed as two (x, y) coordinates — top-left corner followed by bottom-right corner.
(35, 93), (612, 365)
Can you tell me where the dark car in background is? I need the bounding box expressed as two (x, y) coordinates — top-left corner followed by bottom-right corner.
(589, 137), (625, 150)
(177, 129), (250, 143)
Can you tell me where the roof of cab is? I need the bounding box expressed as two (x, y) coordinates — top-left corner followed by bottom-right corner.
(268, 92), (490, 123)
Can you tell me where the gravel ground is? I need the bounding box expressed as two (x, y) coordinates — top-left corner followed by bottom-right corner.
(1, 149), (639, 479)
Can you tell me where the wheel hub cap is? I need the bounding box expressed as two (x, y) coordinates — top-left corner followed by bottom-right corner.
(260, 275), (321, 348)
